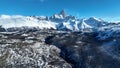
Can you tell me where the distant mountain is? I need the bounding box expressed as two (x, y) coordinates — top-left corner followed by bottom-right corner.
(0, 10), (120, 68)
(0, 10), (119, 32)
(0, 10), (106, 30)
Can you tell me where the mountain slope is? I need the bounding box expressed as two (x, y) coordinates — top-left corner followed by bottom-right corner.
(0, 11), (108, 31)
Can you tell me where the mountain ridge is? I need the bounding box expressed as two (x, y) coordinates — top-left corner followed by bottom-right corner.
(0, 10), (119, 32)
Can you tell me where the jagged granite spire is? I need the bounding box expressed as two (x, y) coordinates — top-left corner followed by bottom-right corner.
(60, 10), (66, 18)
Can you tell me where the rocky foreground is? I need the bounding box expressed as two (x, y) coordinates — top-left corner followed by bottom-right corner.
(0, 30), (72, 68)
(0, 30), (120, 68)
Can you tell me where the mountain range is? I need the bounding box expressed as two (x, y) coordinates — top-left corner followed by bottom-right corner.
(0, 10), (120, 68)
(0, 10), (113, 31)
(0, 10), (120, 40)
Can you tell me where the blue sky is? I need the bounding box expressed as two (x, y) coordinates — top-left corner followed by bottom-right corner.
(0, 0), (120, 21)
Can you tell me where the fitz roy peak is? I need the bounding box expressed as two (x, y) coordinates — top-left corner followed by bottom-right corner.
(1, 10), (120, 68)
(0, 10), (106, 31)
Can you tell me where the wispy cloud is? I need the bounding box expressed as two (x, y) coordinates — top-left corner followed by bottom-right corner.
(103, 17), (120, 22)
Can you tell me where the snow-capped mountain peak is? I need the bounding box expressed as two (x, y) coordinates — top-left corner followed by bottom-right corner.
(59, 10), (66, 18)
(88, 17), (103, 22)
(0, 11), (113, 32)
(80, 19), (92, 29)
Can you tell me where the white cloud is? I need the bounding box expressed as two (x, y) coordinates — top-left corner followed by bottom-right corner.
(103, 17), (120, 23)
